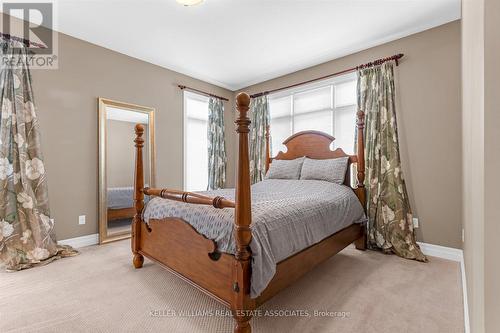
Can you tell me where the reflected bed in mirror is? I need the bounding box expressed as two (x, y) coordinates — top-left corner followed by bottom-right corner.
(98, 98), (155, 244)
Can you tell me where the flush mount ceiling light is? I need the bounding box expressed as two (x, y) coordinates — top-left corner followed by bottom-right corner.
(176, 0), (204, 6)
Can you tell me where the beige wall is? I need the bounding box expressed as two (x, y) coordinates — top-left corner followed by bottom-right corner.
(238, 21), (463, 248)
(31, 32), (235, 240)
(462, 0), (500, 331)
(107, 120), (149, 188)
(107, 120), (136, 188)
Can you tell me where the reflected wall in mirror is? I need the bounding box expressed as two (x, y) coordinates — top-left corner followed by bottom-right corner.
(98, 98), (155, 244)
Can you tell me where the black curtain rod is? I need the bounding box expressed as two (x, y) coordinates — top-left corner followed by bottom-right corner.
(178, 85), (229, 102)
(250, 53), (404, 99)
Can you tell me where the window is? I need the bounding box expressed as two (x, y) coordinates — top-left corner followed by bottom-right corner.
(269, 73), (357, 155)
(183, 91), (208, 191)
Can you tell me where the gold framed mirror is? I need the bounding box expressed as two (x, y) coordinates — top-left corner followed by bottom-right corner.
(98, 98), (156, 244)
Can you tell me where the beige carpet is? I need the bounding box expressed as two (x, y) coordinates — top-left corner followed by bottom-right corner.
(0, 240), (464, 333)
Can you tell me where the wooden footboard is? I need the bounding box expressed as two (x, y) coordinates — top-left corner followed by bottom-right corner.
(138, 218), (234, 306)
(134, 216), (364, 310)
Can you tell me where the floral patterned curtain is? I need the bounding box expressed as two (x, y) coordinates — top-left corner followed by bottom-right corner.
(249, 95), (270, 184)
(207, 97), (227, 190)
(357, 61), (427, 262)
(0, 40), (77, 271)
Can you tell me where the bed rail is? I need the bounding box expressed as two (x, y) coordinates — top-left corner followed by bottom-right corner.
(143, 187), (235, 209)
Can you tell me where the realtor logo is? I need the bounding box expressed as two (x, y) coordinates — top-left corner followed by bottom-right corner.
(1, 2), (58, 69)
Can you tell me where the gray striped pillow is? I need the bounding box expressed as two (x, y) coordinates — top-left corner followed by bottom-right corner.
(265, 157), (305, 180)
(299, 157), (349, 184)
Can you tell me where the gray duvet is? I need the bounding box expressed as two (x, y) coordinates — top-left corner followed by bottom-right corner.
(108, 187), (134, 209)
(108, 186), (149, 209)
(142, 179), (366, 297)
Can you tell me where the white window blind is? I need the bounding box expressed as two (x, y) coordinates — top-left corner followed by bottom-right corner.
(269, 73), (357, 155)
(184, 91), (208, 191)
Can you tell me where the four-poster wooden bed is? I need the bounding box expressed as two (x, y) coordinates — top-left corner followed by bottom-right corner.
(131, 92), (366, 333)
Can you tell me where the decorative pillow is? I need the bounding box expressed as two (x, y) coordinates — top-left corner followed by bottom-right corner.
(299, 157), (349, 184)
(265, 157), (305, 180)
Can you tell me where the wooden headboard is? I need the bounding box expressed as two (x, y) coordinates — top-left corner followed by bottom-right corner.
(268, 130), (356, 187)
(264, 111), (366, 207)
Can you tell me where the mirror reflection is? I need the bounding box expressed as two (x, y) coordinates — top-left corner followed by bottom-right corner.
(98, 99), (155, 244)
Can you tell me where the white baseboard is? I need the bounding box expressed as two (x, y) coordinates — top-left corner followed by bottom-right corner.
(58, 233), (99, 248)
(459, 256), (470, 333)
(418, 242), (470, 333)
(417, 242), (463, 262)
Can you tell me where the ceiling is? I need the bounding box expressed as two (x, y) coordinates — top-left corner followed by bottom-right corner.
(21, 0), (462, 90)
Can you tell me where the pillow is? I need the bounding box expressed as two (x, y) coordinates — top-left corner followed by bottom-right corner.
(265, 157), (305, 180)
(299, 157), (349, 184)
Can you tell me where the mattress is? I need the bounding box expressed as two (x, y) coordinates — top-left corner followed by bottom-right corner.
(108, 186), (149, 209)
(142, 179), (366, 297)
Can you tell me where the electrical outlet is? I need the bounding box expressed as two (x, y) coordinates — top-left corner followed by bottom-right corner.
(462, 228), (465, 242)
(78, 215), (86, 225)
(412, 217), (419, 228)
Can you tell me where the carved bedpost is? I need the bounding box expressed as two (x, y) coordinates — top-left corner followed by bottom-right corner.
(355, 110), (366, 205)
(265, 125), (271, 172)
(232, 92), (254, 333)
(132, 124), (145, 268)
(354, 110), (367, 251)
